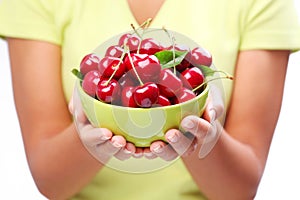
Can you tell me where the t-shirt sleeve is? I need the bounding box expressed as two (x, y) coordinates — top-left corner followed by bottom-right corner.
(0, 0), (63, 45)
(240, 0), (300, 51)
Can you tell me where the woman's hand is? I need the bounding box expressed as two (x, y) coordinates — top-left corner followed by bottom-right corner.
(149, 84), (225, 160)
(69, 87), (137, 162)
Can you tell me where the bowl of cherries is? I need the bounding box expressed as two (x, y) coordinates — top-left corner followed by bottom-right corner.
(72, 25), (231, 147)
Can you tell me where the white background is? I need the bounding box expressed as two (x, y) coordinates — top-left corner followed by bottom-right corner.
(0, 2), (300, 199)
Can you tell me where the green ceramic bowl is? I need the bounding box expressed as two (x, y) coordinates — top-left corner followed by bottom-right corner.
(77, 81), (209, 147)
(76, 28), (212, 147)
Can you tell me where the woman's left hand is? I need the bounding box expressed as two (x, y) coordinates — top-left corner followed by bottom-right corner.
(149, 84), (225, 161)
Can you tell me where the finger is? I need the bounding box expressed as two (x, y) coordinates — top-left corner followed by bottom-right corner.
(133, 147), (144, 158)
(70, 87), (88, 124)
(95, 135), (126, 158)
(198, 120), (223, 159)
(143, 147), (157, 159)
(68, 94), (74, 114)
(181, 115), (210, 140)
(204, 84), (224, 122)
(79, 126), (112, 147)
(150, 141), (178, 161)
(165, 129), (196, 157)
(74, 109), (88, 126)
(114, 142), (136, 161)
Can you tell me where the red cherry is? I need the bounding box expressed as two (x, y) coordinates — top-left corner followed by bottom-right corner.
(158, 68), (183, 98)
(139, 38), (163, 55)
(118, 33), (140, 52)
(133, 82), (159, 108)
(176, 71), (192, 90)
(124, 53), (161, 83)
(80, 53), (101, 76)
(181, 67), (204, 89)
(98, 57), (126, 80)
(105, 45), (124, 58)
(96, 78), (120, 103)
(118, 72), (138, 88)
(121, 86), (138, 107)
(172, 87), (196, 104)
(82, 70), (101, 97)
(123, 53), (139, 71)
(156, 95), (171, 107)
(191, 46), (212, 67)
(166, 44), (191, 71)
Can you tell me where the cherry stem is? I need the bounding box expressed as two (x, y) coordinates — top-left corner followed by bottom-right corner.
(120, 18), (152, 86)
(126, 50), (144, 86)
(104, 49), (127, 86)
(162, 27), (177, 74)
(130, 24), (142, 54)
(205, 69), (232, 78)
(192, 75), (234, 92)
(131, 18), (152, 54)
(139, 18), (152, 29)
(131, 23), (142, 39)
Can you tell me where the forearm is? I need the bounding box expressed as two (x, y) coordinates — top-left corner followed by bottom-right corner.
(182, 50), (289, 200)
(182, 123), (263, 200)
(27, 123), (103, 199)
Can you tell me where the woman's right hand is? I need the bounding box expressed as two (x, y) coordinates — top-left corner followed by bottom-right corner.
(69, 87), (137, 163)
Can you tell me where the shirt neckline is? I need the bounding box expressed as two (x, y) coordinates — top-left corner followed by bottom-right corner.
(123, 0), (169, 27)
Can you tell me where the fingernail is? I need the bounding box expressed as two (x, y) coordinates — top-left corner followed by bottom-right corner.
(144, 151), (153, 157)
(133, 152), (143, 158)
(167, 131), (178, 143)
(74, 111), (79, 120)
(209, 109), (216, 122)
(100, 135), (111, 141)
(153, 144), (163, 153)
(112, 140), (123, 148)
(182, 118), (195, 130)
(123, 148), (132, 154)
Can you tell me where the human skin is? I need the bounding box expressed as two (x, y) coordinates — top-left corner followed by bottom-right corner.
(150, 50), (290, 199)
(6, 37), (289, 200)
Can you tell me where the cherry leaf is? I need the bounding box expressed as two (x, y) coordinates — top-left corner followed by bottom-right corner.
(71, 68), (84, 80)
(196, 65), (216, 77)
(197, 65), (234, 80)
(155, 50), (188, 69)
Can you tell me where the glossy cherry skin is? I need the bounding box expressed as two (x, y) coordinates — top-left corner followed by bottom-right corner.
(82, 70), (101, 97)
(139, 38), (163, 55)
(121, 86), (138, 107)
(190, 46), (212, 67)
(172, 87), (196, 104)
(118, 33), (140, 52)
(156, 95), (171, 107)
(133, 82), (159, 108)
(124, 53), (161, 83)
(80, 53), (101, 76)
(158, 68), (183, 98)
(96, 78), (120, 103)
(181, 67), (204, 89)
(118, 72), (138, 88)
(98, 57), (126, 80)
(105, 45), (124, 58)
(166, 44), (191, 72)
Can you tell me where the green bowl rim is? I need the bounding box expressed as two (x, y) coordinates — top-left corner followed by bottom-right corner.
(77, 81), (209, 111)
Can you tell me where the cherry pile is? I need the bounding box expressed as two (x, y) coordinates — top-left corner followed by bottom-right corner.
(73, 31), (216, 108)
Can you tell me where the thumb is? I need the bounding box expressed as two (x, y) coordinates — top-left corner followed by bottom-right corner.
(70, 86), (87, 124)
(180, 115), (210, 140)
(203, 84), (224, 122)
(69, 92), (75, 115)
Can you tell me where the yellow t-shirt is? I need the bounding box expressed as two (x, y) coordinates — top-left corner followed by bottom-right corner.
(1, 0), (300, 199)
